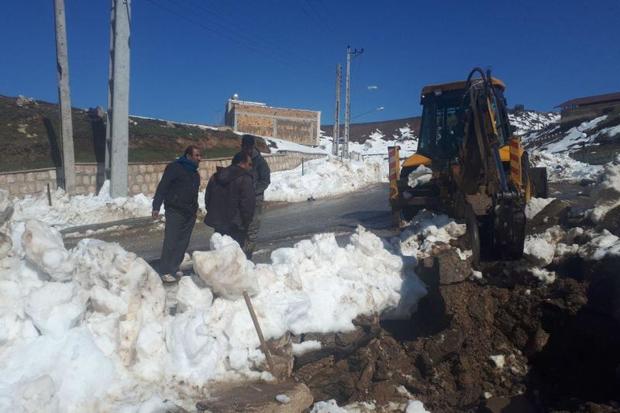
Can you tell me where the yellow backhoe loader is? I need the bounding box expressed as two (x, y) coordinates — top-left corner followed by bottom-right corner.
(389, 68), (547, 266)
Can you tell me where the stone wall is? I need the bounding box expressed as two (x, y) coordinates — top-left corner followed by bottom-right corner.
(0, 152), (325, 198)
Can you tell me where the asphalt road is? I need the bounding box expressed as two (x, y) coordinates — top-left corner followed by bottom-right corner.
(63, 179), (592, 266)
(65, 183), (395, 264)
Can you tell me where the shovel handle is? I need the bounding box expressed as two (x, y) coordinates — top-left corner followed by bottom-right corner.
(243, 291), (276, 376)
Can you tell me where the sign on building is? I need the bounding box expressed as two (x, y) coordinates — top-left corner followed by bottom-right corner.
(225, 96), (320, 146)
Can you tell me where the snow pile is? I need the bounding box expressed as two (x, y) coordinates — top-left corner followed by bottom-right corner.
(530, 150), (603, 182)
(398, 210), (467, 259)
(525, 197), (556, 219)
(193, 233), (258, 299)
(577, 230), (620, 260)
(11, 181), (152, 230)
(407, 165), (432, 188)
(590, 157), (620, 222)
(509, 111), (559, 136)
(524, 225), (620, 283)
(310, 398), (430, 413)
(524, 226), (579, 267)
(265, 158), (387, 202)
(0, 220), (167, 411)
(0, 200), (426, 410)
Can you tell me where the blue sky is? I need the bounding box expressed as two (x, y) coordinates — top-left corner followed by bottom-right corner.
(2, 0), (619, 125)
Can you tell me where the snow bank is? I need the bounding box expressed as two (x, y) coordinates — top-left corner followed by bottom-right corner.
(265, 129), (421, 202)
(265, 158), (387, 202)
(397, 210), (467, 259)
(0, 200), (426, 410)
(11, 181), (152, 230)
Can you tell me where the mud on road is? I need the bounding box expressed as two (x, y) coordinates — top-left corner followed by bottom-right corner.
(293, 199), (620, 412)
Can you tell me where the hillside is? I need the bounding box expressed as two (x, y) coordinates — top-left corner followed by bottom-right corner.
(0, 95), (255, 172)
(524, 111), (620, 165)
(321, 116), (421, 143)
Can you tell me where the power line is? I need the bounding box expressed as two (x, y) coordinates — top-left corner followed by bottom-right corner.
(176, 0), (327, 70)
(145, 0), (298, 69)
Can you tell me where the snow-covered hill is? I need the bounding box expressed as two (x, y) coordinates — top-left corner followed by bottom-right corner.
(524, 114), (620, 154)
(509, 111), (560, 136)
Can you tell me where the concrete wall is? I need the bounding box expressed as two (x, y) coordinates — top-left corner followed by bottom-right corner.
(0, 152), (325, 198)
(226, 101), (320, 146)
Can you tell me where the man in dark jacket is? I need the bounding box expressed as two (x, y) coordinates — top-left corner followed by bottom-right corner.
(152, 145), (201, 282)
(240, 134), (270, 258)
(204, 152), (255, 248)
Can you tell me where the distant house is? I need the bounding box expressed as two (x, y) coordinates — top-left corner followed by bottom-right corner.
(224, 96), (321, 146)
(556, 91), (620, 126)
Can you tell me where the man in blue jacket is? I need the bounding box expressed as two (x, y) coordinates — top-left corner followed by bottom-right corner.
(152, 145), (201, 282)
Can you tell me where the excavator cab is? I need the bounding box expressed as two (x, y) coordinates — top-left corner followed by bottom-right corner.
(414, 77), (510, 166)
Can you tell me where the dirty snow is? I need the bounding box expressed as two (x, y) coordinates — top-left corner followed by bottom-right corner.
(525, 197), (556, 219)
(590, 157), (620, 222)
(397, 210), (467, 259)
(292, 340), (322, 355)
(407, 165), (433, 188)
(530, 150), (603, 182)
(523, 224), (620, 284)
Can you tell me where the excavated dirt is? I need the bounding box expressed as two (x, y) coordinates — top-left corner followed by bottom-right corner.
(293, 211), (620, 412)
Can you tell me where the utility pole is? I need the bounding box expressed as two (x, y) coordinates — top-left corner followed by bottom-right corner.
(53, 0), (75, 193)
(105, 0), (115, 181)
(343, 45), (363, 159)
(332, 64), (341, 156)
(108, 0), (131, 197)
